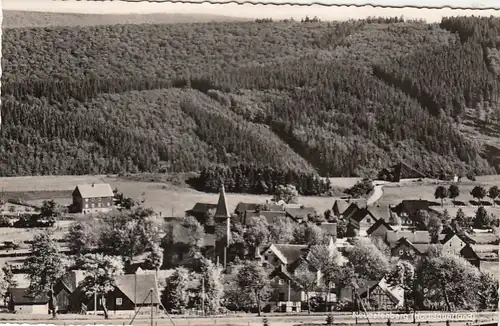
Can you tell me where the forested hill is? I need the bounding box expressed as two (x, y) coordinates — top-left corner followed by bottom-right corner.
(2, 16), (500, 180)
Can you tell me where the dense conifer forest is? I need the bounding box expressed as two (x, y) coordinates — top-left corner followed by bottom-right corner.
(2, 16), (500, 190)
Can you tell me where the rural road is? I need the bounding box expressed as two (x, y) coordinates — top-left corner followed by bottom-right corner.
(2, 311), (497, 326)
(367, 182), (387, 206)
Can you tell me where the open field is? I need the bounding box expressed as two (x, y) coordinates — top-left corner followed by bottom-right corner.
(379, 175), (500, 212)
(0, 175), (357, 218)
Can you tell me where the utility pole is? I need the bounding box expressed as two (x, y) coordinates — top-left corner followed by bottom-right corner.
(201, 277), (205, 317)
(94, 284), (97, 316)
(150, 288), (154, 326)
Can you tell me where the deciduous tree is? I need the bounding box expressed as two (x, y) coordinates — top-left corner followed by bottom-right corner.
(268, 218), (296, 244)
(244, 216), (270, 253)
(199, 258), (224, 314)
(434, 186), (449, 207)
(470, 186), (487, 204)
(487, 186), (500, 206)
(236, 261), (270, 316)
(162, 267), (190, 311)
(78, 253), (124, 319)
(272, 184), (299, 204)
(448, 185), (460, 205)
(294, 263), (318, 314)
(23, 230), (70, 318)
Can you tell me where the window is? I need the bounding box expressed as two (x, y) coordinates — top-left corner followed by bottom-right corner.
(107, 202), (110, 207)
(98, 203), (101, 208)
(399, 249), (404, 255)
(91, 203), (95, 208)
(278, 279), (284, 285)
(85, 198), (89, 202)
(85, 204), (88, 209)
(367, 218), (371, 223)
(278, 292), (285, 301)
(264, 255), (269, 261)
(116, 298), (122, 306)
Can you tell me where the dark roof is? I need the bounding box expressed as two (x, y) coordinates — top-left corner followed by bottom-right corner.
(342, 203), (361, 219)
(359, 280), (400, 304)
(235, 203), (260, 215)
(366, 219), (394, 235)
(350, 208), (376, 223)
(396, 200), (430, 215)
(114, 274), (160, 305)
(10, 288), (49, 305)
(214, 186), (230, 219)
(285, 207), (316, 221)
(394, 238), (429, 254)
(186, 203), (217, 215)
(460, 244), (480, 261)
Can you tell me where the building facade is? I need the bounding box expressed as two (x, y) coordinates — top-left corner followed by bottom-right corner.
(71, 183), (114, 214)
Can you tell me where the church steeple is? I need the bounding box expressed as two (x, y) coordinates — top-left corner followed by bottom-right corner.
(215, 182), (230, 219)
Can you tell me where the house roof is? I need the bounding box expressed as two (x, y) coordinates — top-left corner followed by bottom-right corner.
(114, 274), (160, 305)
(59, 270), (86, 292)
(186, 203), (217, 215)
(360, 278), (404, 305)
(460, 244), (480, 260)
(235, 203), (260, 215)
(74, 183), (114, 199)
(332, 200), (351, 216)
(9, 288), (50, 305)
(386, 230), (431, 245)
(214, 185), (230, 219)
(261, 244), (309, 265)
(350, 208), (377, 223)
(394, 238), (430, 254)
(396, 200), (430, 215)
(285, 207), (316, 221)
(342, 203), (361, 219)
(366, 219), (394, 235)
(368, 204), (394, 222)
(467, 232), (498, 244)
(244, 210), (287, 225)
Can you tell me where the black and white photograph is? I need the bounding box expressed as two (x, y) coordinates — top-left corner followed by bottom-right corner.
(0, 0), (498, 325)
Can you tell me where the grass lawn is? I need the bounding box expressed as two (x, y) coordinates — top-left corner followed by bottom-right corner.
(379, 175), (500, 215)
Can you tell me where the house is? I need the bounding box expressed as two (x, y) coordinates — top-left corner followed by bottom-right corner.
(185, 203), (217, 224)
(390, 238), (430, 260)
(460, 244), (481, 268)
(392, 200), (431, 226)
(385, 230), (431, 247)
(440, 232), (468, 255)
(346, 208), (378, 236)
(8, 288), (50, 314)
(284, 206), (316, 223)
(53, 270), (86, 313)
(367, 219), (394, 238)
(84, 274), (160, 314)
(342, 203), (362, 219)
(332, 200), (352, 217)
(235, 202), (283, 216)
(359, 278), (404, 310)
(259, 244), (310, 268)
(368, 204), (395, 223)
(70, 183), (114, 214)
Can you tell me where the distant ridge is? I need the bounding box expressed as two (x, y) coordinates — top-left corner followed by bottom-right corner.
(2, 10), (251, 28)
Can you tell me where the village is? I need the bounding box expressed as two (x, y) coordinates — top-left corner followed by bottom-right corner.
(0, 172), (497, 321)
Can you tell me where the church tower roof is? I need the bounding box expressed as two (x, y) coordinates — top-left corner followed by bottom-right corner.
(215, 183), (230, 219)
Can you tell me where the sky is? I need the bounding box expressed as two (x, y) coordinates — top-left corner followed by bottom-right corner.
(2, 0), (500, 22)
